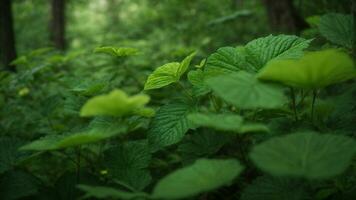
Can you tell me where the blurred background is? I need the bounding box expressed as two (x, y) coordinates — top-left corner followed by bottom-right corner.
(0, 0), (353, 136)
(0, 0), (353, 71)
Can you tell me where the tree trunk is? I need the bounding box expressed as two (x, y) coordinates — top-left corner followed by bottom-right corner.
(0, 0), (17, 72)
(50, 0), (66, 50)
(262, 0), (308, 34)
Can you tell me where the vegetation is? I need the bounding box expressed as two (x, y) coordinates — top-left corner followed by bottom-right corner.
(0, 0), (355, 199)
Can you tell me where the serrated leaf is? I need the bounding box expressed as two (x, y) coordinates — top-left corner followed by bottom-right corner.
(148, 103), (193, 150)
(94, 46), (139, 57)
(241, 176), (307, 200)
(78, 185), (148, 200)
(144, 52), (196, 90)
(0, 170), (39, 200)
(206, 71), (287, 109)
(250, 131), (356, 179)
(104, 140), (151, 190)
(245, 35), (311, 70)
(319, 13), (354, 49)
(205, 47), (253, 74)
(178, 131), (230, 164)
(0, 137), (28, 174)
(152, 159), (244, 199)
(20, 125), (127, 151)
(188, 113), (243, 132)
(80, 89), (152, 117)
(257, 49), (356, 89)
(187, 69), (210, 96)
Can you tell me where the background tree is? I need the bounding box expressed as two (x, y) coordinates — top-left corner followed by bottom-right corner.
(0, 0), (17, 71)
(50, 0), (66, 50)
(262, 0), (308, 33)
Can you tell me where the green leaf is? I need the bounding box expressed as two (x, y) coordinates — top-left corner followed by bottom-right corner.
(178, 131), (230, 164)
(80, 89), (152, 117)
(206, 71), (287, 109)
(104, 140), (151, 190)
(144, 52), (196, 90)
(144, 62), (180, 90)
(20, 125), (127, 151)
(187, 69), (210, 96)
(0, 170), (39, 200)
(245, 35), (311, 70)
(319, 13), (354, 49)
(177, 52), (196, 77)
(0, 137), (27, 174)
(78, 185), (148, 200)
(250, 131), (356, 179)
(152, 159), (244, 199)
(188, 113), (243, 132)
(205, 47), (254, 74)
(148, 103), (193, 150)
(94, 46), (139, 57)
(257, 49), (356, 89)
(241, 176), (307, 200)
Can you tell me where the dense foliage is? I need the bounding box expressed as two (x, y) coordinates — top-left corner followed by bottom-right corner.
(0, 1), (355, 200)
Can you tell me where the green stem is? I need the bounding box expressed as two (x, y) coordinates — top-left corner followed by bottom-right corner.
(311, 90), (317, 123)
(76, 146), (81, 183)
(290, 88), (298, 121)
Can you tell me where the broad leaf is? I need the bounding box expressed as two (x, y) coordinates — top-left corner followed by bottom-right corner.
(250, 131), (356, 179)
(144, 62), (180, 90)
(257, 49), (356, 89)
(187, 69), (210, 96)
(178, 131), (230, 164)
(104, 140), (152, 190)
(206, 71), (287, 109)
(152, 159), (244, 199)
(188, 113), (243, 131)
(245, 35), (311, 70)
(241, 176), (307, 200)
(205, 47), (253, 74)
(144, 52), (196, 90)
(78, 185), (148, 200)
(20, 125), (127, 151)
(94, 46), (139, 57)
(80, 89), (153, 117)
(148, 103), (193, 150)
(319, 13), (354, 49)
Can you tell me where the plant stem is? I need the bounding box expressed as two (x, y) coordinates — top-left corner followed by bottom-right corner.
(290, 88), (298, 121)
(76, 146), (81, 183)
(311, 90), (317, 123)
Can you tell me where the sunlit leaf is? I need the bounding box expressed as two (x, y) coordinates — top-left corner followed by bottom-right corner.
(257, 49), (356, 89)
(250, 131), (356, 179)
(80, 89), (152, 117)
(144, 52), (196, 90)
(20, 125), (127, 151)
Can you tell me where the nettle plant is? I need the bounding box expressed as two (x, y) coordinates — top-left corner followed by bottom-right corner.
(0, 13), (355, 200)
